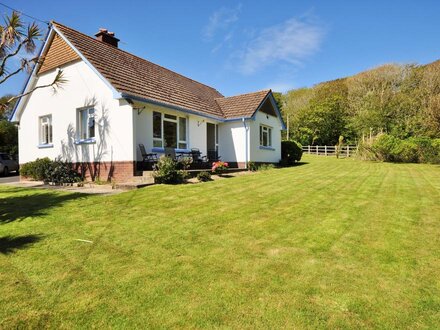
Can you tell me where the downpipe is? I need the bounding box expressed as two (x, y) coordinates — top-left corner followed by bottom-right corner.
(242, 117), (249, 169)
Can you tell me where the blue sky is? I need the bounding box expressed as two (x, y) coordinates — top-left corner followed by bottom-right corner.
(1, 0), (440, 97)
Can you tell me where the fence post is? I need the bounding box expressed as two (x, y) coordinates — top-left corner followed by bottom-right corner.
(347, 145), (350, 157)
(308, 145), (310, 154)
(325, 145), (327, 156)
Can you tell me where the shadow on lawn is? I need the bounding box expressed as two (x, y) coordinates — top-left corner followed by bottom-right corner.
(0, 234), (44, 254)
(291, 161), (309, 167)
(0, 188), (84, 223)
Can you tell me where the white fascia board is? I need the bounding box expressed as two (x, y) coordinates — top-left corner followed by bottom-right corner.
(250, 91), (286, 130)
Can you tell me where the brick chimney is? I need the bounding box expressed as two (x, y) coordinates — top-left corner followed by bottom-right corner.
(95, 28), (119, 47)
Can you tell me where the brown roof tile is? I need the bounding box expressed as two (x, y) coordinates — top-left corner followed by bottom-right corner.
(216, 90), (270, 118)
(51, 22), (271, 120)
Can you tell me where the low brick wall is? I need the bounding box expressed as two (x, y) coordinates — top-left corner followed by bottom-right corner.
(19, 161), (138, 183)
(72, 161), (137, 182)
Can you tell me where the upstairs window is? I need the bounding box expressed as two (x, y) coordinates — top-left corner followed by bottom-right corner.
(78, 108), (95, 140)
(152, 111), (187, 149)
(39, 115), (53, 145)
(260, 125), (272, 147)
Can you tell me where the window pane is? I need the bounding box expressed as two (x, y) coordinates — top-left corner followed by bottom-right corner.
(263, 131), (268, 146)
(43, 125), (48, 144)
(153, 140), (162, 148)
(164, 114), (177, 120)
(260, 126), (263, 145)
(153, 112), (161, 138)
(179, 117), (186, 142)
(178, 142), (187, 149)
(215, 124), (218, 144)
(80, 110), (88, 139)
(88, 117), (95, 139)
(49, 123), (53, 143)
(163, 121), (177, 148)
(268, 128), (272, 146)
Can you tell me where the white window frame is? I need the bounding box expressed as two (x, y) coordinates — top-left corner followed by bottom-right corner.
(260, 125), (272, 147)
(152, 111), (188, 149)
(78, 107), (95, 141)
(39, 115), (53, 145)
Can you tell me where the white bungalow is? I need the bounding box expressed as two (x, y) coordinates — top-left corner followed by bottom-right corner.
(11, 22), (285, 181)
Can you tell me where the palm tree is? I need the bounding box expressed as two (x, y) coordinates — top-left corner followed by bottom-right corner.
(0, 11), (65, 111)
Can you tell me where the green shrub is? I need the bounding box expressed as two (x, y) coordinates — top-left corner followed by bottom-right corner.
(248, 162), (276, 171)
(398, 139), (419, 163)
(20, 157), (52, 180)
(432, 139), (440, 164)
(153, 156), (188, 184)
(248, 161), (258, 171)
(281, 140), (302, 166)
(20, 158), (80, 184)
(371, 134), (400, 162)
(258, 163), (276, 171)
(364, 134), (440, 164)
(44, 159), (81, 184)
(196, 171), (212, 182)
(409, 137), (440, 163)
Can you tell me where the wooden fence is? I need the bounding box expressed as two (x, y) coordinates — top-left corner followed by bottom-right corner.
(302, 145), (358, 158)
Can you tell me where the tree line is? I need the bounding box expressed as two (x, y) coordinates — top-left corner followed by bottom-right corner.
(280, 61), (440, 146)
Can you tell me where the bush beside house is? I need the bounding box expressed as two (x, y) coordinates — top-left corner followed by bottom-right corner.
(20, 158), (81, 184)
(152, 156), (189, 184)
(281, 140), (303, 166)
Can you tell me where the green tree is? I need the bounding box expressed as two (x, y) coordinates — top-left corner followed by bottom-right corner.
(0, 94), (18, 155)
(0, 11), (65, 112)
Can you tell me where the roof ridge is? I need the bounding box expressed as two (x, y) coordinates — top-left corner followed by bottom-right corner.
(215, 89), (271, 101)
(51, 20), (224, 97)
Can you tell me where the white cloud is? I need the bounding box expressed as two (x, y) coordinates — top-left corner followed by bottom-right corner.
(211, 32), (234, 53)
(238, 16), (325, 74)
(203, 4), (242, 40)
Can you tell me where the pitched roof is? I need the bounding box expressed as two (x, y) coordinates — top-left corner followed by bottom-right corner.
(51, 22), (272, 120)
(215, 90), (271, 118)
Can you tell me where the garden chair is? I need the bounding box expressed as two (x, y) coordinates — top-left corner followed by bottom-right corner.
(139, 144), (158, 163)
(190, 148), (207, 164)
(207, 149), (221, 162)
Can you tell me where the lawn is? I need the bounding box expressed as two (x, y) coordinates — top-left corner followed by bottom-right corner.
(1, 155), (439, 328)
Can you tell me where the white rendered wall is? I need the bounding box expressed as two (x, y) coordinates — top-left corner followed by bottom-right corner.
(248, 110), (282, 163)
(218, 121), (249, 164)
(18, 60), (134, 164)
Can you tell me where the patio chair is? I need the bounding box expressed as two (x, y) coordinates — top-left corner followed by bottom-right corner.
(190, 148), (207, 164)
(139, 144), (158, 163)
(207, 149), (221, 162)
